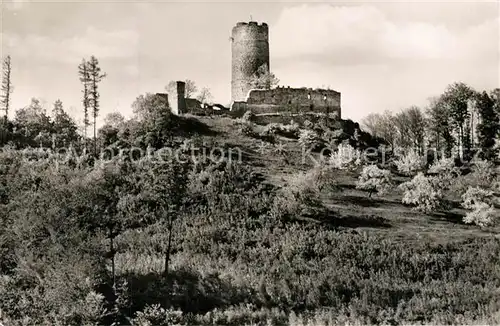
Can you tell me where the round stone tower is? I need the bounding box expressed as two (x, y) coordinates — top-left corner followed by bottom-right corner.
(231, 21), (270, 103)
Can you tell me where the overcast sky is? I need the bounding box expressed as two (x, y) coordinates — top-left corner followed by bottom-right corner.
(1, 0), (499, 125)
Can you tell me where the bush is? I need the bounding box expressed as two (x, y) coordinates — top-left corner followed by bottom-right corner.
(463, 202), (497, 227)
(329, 143), (362, 171)
(355, 165), (392, 197)
(271, 170), (325, 221)
(394, 150), (425, 176)
(399, 173), (443, 212)
(241, 111), (254, 122)
(462, 186), (494, 210)
(462, 187), (498, 227)
(298, 130), (320, 150)
(238, 123), (255, 137)
(428, 156), (460, 190)
(131, 304), (184, 326)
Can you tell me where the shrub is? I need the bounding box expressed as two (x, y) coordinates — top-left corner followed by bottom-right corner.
(428, 156), (457, 175)
(238, 123), (255, 137)
(462, 186), (494, 210)
(271, 170), (325, 221)
(428, 156), (459, 189)
(131, 304), (184, 326)
(329, 143), (362, 171)
(241, 110), (254, 122)
(298, 130), (320, 150)
(355, 165), (392, 197)
(463, 202), (497, 227)
(462, 186), (498, 227)
(470, 158), (495, 184)
(394, 150), (425, 176)
(399, 173), (443, 212)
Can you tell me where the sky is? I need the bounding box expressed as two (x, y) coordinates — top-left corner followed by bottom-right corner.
(1, 0), (499, 126)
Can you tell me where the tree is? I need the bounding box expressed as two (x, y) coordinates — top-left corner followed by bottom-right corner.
(104, 112), (125, 128)
(441, 82), (475, 160)
(131, 93), (176, 148)
(52, 99), (79, 147)
(196, 87), (213, 105)
(14, 98), (52, 147)
(78, 58), (91, 139)
(250, 63), (279, 90)
(394, 150), (425, 176)
(1, 55), (13, 121)
(462, 186), (497, 227)
(355, 165), (392, 197)
(426, 96), (454, 156)
(476, 91), (499, 160)
(165, 79), (197, 99)
(394, 106), (426, 153)
(361, 111), (397, 150)
(328, 143), (362, 170)
(87, 56), (107, 156)
(399, 173), (443, 212)
(134, 160), (189, 276)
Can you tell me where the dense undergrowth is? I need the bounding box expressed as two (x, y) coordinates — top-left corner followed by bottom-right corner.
(1, 111), (500, 325)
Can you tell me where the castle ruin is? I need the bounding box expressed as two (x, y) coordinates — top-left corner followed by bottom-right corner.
(163, 20), (341, 120)
(230, 21), (341, 120)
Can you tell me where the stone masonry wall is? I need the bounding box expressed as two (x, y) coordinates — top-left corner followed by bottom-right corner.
(231, 86), (341, 119)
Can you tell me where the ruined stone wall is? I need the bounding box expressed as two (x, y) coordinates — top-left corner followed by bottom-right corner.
(168, 81), (186, 115)
(231, 22), (269, 103)
(231, 87), (341, 119)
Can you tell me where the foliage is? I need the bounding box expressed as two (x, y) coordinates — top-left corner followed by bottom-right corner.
(355, 165), (392, 197)
(241, 110), (254, 122)
(262, 122), (299, 139)
(426, 96), (454, 156)
(271, 170), (325, 221)
(328, 143), (362, 170)
(399, 173), (443, 212)
(427, 156), (459, 190)
(249, 64), (279, 90)
(394, 150), (425, 176)
(441, 82), (475, 158)
(461, 186), (498, 227)
(131, 304), (184, 326)
(462, 186), (494, 210)
(298, 129), (320, 150)
(463, 202), (497, 227)
(476, 91), (499, 160)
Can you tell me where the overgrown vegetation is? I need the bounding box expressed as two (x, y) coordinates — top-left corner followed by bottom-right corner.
(1, 53), (500, 325)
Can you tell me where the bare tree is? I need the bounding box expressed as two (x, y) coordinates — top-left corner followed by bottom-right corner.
(1, 55), (13, 122)
(196, 87), (213, 105)
(361, 111), (397, 150)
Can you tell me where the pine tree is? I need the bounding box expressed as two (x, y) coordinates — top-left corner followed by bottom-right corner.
(87, 56), (106, 156)
(476, 91), (499, 160)
(78, 58), (91, 139)
(1, 55), (13, 122)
